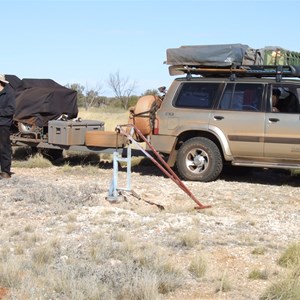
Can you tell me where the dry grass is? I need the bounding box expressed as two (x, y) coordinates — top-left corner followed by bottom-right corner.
(261, 243), (300, 299)
(260, 264), (300, 300)
(188, 255), (207, 278)
(252, 246), (267, 255)
(12, 153), (53, 168)
(78, 107), (129, 131)
(0, 225), (184, 299)
(248, 268), (268, 280)
(175, 230), (200, 249)
(215, 271), (232, 293)
(278, 242), (300, 268)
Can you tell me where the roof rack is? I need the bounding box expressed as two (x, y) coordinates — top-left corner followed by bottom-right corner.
(169, 65), (300, 82)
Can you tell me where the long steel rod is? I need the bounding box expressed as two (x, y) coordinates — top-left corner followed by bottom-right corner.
(116, 124), (211, 209)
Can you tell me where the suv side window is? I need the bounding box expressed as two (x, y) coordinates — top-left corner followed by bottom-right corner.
(174, 83), (219, 109)
(219, 83), (264, 111)
(269, 85), (300, 113)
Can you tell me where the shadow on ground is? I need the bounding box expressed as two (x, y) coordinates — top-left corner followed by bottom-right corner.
(12, 146), (300, 186)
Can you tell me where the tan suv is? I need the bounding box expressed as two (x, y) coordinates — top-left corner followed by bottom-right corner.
(148, 74), (300, 182)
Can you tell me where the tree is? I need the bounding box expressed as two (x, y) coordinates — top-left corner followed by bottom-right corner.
(83, 83), (104, 110)
(66, 83), (85, 107)
(142, 89), (159, 96)
(66, 83), (104, 110)
(107, 71), (137, 110)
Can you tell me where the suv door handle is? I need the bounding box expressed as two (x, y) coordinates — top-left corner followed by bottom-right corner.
(214, 116), (224, 120)
(268, 118), (280, 123)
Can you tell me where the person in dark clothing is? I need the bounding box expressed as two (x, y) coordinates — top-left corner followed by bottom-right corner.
(0, 74), (16, 179)
(272, 89), (281, 112)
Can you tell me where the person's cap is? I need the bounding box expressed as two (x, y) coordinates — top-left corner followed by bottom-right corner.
(0, 74), (9, 84)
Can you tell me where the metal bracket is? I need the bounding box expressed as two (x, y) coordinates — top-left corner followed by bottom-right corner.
(276, 65), (283, 82)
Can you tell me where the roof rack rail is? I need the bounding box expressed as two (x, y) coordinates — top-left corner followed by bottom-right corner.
(169, 65), (300, 82)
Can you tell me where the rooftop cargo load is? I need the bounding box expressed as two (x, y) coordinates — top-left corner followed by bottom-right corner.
(166, 44), (300, 77)
(261, 46), (300, 65)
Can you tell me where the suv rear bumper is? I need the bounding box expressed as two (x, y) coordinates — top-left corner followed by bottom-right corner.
(149, 135), (177, 154)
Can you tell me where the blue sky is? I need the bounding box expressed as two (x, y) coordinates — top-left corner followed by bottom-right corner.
(2, 0), (300, 96)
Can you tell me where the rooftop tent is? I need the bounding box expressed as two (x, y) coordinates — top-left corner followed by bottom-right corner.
(5, 75), (78, 127)
(165, 44), (251, 67)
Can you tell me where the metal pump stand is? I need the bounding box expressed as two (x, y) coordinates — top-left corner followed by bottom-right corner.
(107, 144), (132, 201)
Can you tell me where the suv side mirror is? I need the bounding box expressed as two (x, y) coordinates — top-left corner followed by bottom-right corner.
(158, 86), (167, 94)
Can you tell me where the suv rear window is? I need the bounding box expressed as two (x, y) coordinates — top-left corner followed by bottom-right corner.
(174, 83), (219, 109)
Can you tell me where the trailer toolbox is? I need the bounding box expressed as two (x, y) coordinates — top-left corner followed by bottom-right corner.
(48, 119), (104, 146)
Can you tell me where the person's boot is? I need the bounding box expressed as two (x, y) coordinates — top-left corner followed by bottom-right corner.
(0, 172), (11, 179)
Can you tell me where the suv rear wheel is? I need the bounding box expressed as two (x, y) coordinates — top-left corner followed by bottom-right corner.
(176, 137), (223, 182)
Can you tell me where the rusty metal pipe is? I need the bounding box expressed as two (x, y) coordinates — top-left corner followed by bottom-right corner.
(116, 124), (211, 209)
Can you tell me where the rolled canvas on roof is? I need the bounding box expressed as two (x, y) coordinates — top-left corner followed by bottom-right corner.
(166, 44), (250, 67)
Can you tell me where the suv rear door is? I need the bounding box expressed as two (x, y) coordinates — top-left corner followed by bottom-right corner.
(171, 81), (221, 132)
(209, 82), (266, 158)
(264, 84), (300, 160)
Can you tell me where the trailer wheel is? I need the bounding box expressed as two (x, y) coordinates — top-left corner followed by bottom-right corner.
(85, 131), (126, 148)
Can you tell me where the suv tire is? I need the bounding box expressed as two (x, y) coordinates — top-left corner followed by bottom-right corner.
(176, 137), (223, 182)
